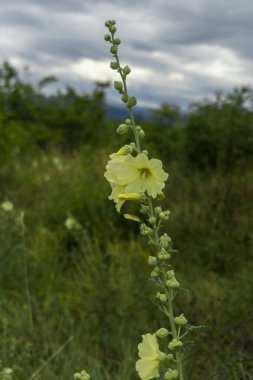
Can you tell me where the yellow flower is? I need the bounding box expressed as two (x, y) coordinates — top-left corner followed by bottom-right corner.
(116, 153), (168, 198)
(104, 153), (168, 211)
(136, 333), (166, 380)
(104, 154), (127, 211)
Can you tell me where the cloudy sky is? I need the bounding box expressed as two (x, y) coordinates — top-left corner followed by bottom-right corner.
(1, 0), (253, 108)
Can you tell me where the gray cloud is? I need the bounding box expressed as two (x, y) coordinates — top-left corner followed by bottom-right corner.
(0, 0), (253, 108)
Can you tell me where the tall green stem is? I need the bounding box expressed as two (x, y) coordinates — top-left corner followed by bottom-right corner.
(107, 24), (185, 380)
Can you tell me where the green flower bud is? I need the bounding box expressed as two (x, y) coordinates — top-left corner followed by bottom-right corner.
(158, 191), (165, 200)
(159, 233), (171, 248)
(114, 38), (121, 45)
(168, 338), (183, 351)
(140, 205), (149, 214)
(126, 96), (137, 108)
(109, 25), (117, 33)
(155, 328), (169, 338)
(139, 130), (145, 138)
(140, 223), (153, 236)
(121, 94), (128, 103)
(159, 210), (171, 220)
(136, 125), (142, 132)
(123, 65), (131, 75)
(116, 144), (133, 155)
(174, 314), (188, 326)
(156, 292), (167, 302)
(104, 34), (111, 42)
(148, 256), (157, 266)
(158, 352), (167, 361)
(164, 369), (179, 379)
(167, 270), (175, 279)
(105, 20), (111, 27)
(118, 193), (142, 200)
(148, 216), (156, 225)
(110, 46), (118, 54)
(110, 20), (116, 25)
(158, 248), (171, 260)
(142, 150), (148, 155)
(154, 206), (162, 214)
(125, 118), (131, 124)
(110, 61), (119, 70)
(117, 124), (129, 134)
(151, 267), (160, 278)
(114, 81), (123, 91)
(166, 277), (180, 289)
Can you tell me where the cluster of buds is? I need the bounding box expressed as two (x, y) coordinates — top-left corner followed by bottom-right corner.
(104, 20), (137, 108)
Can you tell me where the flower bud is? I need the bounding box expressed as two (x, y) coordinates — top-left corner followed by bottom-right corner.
(105, 20), (111, 27)
(110, 20), (116, 25)
(140, 204), (149, 214)
(156, 292), (167, 302)
(157, 191), (165, 200)
(104, 34), (111, 42)
(124, 214), (141, 222)
(166, 277), (180, 289)
(154, 206), (162, 214)
(125, 118), (131, 124)
(159, 233), (171, 248)
(174, 314), (188, 326)
(109, 25), (117, 33)
(148, 216), (156, 225)
(168, 339), (183, 351)
(123, 65), (131, 75)
(164, 369), (179, 379)
(114, 81), (123, 92)
(116, 144), (133, 155)
(110, 46), (118, 54)
(158, 250), (171, 260)
(155, 328), (169, 338)
(151, 267), (160, 278)
(118, 193), (142, 201)
(114, 38), (121, 45)
(110, 61), (119, 70)
(139, 130), (145, 138)
(142, 150), (148, 155)
(126, 96), (137, 108)
(121, 94), (128, 103)
(167, 270), (175, 279)
(140, 223), (153, 236)
(117, 124), (129, 134)
(148, 256), (157, 266)
(159, 210), (171, 220)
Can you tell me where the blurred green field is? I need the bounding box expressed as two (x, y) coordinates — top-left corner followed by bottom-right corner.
(0, 62), (253, 379)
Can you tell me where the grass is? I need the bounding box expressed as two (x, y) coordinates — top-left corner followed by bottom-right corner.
(0, 149), (252, 379)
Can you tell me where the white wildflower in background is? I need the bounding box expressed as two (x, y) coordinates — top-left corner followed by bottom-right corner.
(136, 333), (166, 380)
(64, 216), (81, 231)
(73, 369), (90, 380)
(0, 367), (13, 380)
(1, 201), (14, 212)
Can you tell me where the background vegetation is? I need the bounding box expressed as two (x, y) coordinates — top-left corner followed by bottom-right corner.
(0, 61), (253, 379)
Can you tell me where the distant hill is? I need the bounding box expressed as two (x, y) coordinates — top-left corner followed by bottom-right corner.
(106, 103), (152, 120)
